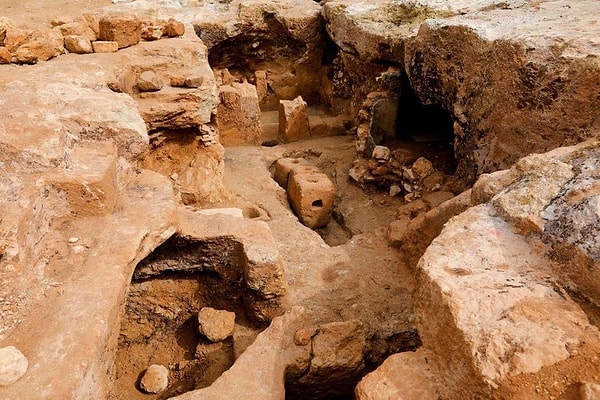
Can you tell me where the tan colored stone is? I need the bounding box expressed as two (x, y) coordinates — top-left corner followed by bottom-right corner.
(310, 320), (365, 379)
(112, 38), (218, 132)
(415, 204), (598, 397)
(355, 349), (439, 400)
(185, 76), (204, 88)
(372, 145), (390, 161)
(137, 70), (163, 92)
(0, 47), (11, 64)
(255, 70), (268, 102)
(279, 96), (310, 143)
(55, 20), (97, 41)
(170, 76), (186, 87)
(198, 307), (236, 342)
(165, 18), (185, 37)
(64, 35), (92, 54)
(401, 190), (473, 267)
(15, 30), (64, 64)
(287, 167), (335, 229)
(492, 154), (574, 234)
(4, 27), (35, 53)
(91, 40), (118, 53)
(140, 364), (168, 394)
(217, 82), (262, 146)
(141, 23), (164, 41)
(0, 346), (28, 386)
(272, 158), (312, 188)
(99, 15), (141, 49)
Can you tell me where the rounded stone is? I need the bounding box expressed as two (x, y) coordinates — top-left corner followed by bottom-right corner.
(0, 346), (28, 386)
(140, 364), (168, 394)
(197, 307), (236, 342)
(137, 71), (163, 92)
(293, 328), (312, 346)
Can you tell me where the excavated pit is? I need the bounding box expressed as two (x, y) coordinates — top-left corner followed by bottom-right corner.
(111, 236), (264, 399)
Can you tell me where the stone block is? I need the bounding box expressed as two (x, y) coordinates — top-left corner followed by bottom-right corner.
(255, 70), (268, 102)
(64, 35), (93, 54)
(165, 18), (185, 37)
(372, 145), (391, 161)
(310, 320), (365, 379)
(355, 349), (439, 400)
(415, 204), (598, 397)
(412, 157), (434, 179)
(272, 158), (312, 188)
(55, 20), (97, 41)
(217, 82), (261, 146)
(287, 167), (335, 229)
(91, 40), (118, 53)
(99, 15), (141, 49)
(185, 76), (204, 88)
(370, 98), (398, 145)
(279, 96), (310, 143)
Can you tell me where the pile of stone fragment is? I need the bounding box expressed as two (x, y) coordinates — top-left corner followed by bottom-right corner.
(0, 13), (185, 64)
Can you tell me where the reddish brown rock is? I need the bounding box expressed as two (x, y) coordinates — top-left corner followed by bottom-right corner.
(99, 15), (141, 49)
(0, 47), (11, 64)
(165, 18), (185, 38)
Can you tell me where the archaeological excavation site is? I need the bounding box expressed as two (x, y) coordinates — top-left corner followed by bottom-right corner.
(1, 0), (600, 399)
